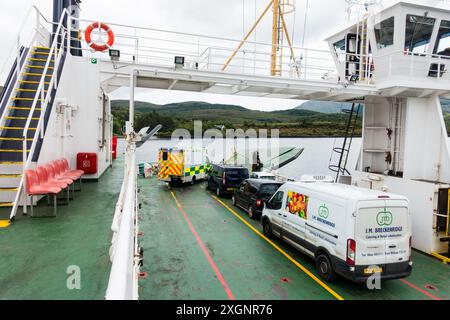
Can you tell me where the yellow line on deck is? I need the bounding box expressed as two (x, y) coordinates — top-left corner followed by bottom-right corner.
(211, 195), (345, 301)
(0, 220), (10, 228)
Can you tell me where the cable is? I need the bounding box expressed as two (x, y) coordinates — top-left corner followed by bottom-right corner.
(301, 0), (309, 50)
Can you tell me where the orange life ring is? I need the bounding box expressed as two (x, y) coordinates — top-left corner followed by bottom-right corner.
(85, 22), (115, 52)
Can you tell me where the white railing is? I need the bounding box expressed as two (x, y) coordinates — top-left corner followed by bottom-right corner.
(9, 8), (68, 220)
(67, 15), (350, 82)
(0, 6), (54, 131)
(105, 141), (139, 300)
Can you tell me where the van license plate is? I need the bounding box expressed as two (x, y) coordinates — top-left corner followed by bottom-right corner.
(227, 188), (235, 191)
(364, 266), (383, 274)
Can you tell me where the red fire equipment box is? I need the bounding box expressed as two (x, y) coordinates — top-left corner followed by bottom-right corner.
(112, 136), (118, 160)
(77, 153), (98, 175)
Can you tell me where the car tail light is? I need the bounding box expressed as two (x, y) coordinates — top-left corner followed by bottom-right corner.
(256, 199), (263, 207)
(222, 172), (226, 185)
(347, 239), (356, 266)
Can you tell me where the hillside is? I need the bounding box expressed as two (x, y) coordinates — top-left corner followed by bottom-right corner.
(111, 100), (359, 138)
(111, 99), (450, 138)
(295, 100), (352, 113)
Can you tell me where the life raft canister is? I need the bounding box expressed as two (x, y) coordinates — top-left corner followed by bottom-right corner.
(85, 22), (115, 52)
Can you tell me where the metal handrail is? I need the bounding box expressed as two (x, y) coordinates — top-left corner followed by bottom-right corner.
(9, 9), (68, 220)
(106, 142), (138, 300)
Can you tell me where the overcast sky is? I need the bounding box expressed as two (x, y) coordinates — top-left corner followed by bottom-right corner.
(0, 0), (349, 111)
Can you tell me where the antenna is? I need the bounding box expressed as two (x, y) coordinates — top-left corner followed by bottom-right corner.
(345, 0), (381, 20)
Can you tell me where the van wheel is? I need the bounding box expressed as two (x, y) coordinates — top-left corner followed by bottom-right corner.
(262, 219), (273, 239)
(191, 176), (196, 186)
(316, 254), (336, 282)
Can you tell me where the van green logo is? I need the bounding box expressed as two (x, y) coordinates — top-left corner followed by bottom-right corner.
(377, 209), (393, 226)
(318, 204), (329, 219)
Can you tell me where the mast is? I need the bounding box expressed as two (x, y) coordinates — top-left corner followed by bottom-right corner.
(222, 0), (297, 77)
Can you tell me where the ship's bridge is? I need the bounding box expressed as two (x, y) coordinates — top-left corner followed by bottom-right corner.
(326, 0), (450, 97)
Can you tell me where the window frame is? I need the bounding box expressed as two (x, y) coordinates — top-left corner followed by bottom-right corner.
(434, 19), (450, 55)
(404, 14), (436, 55)
(268, 191), (284, 210)
(374, 16), (395, 50)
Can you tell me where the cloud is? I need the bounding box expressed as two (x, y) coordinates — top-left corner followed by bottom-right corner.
(0, 0), (348, 110)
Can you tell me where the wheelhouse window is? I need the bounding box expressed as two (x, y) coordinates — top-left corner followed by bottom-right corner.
(434, 20), (450, 56)
(333, 38), (346, 63)
(374, 16), (395, 49)
(405, 14), (436, 54)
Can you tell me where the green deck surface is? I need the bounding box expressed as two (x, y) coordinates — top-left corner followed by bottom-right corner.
(138, 177), (450, 300)
(0, 160), (124, 300)
(0, 152), (449, 300)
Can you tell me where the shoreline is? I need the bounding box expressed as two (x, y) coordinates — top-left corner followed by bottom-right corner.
(116, 135), (363, 140)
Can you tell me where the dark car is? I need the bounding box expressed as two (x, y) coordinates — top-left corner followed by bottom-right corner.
(232, 179), (283, 219)
(207, 164), (249, 196)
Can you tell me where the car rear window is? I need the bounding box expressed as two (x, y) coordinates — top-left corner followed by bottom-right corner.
(226, 169), (249, 178)
(258, 184), (282, 196)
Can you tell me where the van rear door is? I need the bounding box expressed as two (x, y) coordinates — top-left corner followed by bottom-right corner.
(355, 200), (387, 266)
(384, 200), (410, 264)
(355, 199), (410, 267)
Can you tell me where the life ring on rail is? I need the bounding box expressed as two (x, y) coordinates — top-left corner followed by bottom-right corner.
(85, 22), (115, 52)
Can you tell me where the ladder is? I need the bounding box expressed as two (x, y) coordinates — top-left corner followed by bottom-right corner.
(358, 17), (369, 81)
(328, 103), (361, 182)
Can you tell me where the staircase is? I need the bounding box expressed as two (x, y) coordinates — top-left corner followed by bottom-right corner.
(0, 41), (64, 217)
(328, 103), (361, 182)
(0, 7), (69, 221)
(0, 46), (58, 213)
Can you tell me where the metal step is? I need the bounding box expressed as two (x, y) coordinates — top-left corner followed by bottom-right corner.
(0, 174), (22, 188)
(0, 188), (19, 203)
(0, 162), (25, 175)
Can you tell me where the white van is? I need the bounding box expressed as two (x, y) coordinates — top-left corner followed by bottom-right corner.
(261, 182), (412, 283)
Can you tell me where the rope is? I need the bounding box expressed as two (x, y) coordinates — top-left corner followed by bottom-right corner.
(292, 1), (297, 48)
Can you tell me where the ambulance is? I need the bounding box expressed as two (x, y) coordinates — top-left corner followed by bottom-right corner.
(158, 148), (210, 185)
(262, 181), (412, 283)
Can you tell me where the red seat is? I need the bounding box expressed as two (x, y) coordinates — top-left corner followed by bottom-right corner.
(54, 159), (84, 192)
(50, 160), (77, 181)
(44, 164), (73, 185)
(62, 158), (84, 177)
(36, 166), (69, 189)
(25, 170), (62, 217)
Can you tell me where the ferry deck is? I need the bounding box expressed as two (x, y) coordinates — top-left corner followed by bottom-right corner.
(0, 153), (449, 300)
